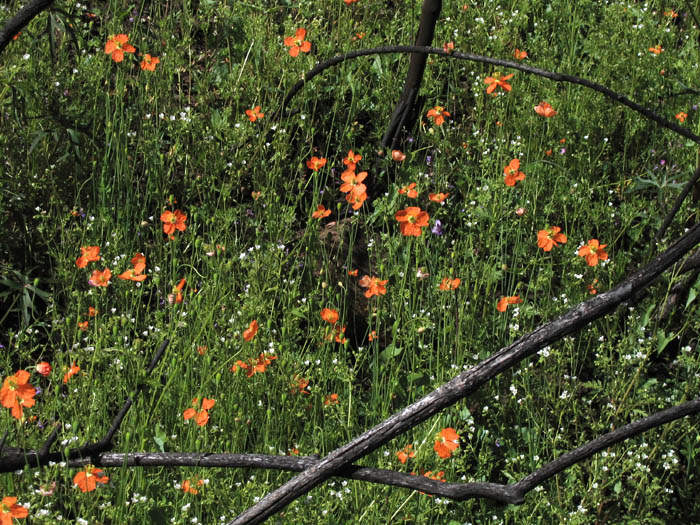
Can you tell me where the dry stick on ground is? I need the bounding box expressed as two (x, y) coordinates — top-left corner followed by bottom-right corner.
(60, 397), (700, 504)
(0, 0), (55, 55)
(229, 224), (700, 524)
(0, 339), (169, 472)
(277, 46), (700, 147)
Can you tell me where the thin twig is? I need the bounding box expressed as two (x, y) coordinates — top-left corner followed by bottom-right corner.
(277, 46), (700, 146)
(655, 164), (700, 242)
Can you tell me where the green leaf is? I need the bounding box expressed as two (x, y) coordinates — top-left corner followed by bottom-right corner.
(153, 423), (167, 453)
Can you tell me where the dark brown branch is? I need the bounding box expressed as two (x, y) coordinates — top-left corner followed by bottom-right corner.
(278, 46), (700, 146)
(382, 0), (442, 149)
(0, 0), (55, 55)
(655, 164), (700, 242)
(54, 396), (700, 504)
(229, 223), (700, 524)
(0, 339), (169, 472)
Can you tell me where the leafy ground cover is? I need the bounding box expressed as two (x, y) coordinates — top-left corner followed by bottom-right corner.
(1, 0), (699, 523)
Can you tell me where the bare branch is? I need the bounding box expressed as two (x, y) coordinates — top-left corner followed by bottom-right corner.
(0, 339), (170, 472)
(655, 164), (700, 242)
(278, 46), (700, 146)
(0, 0), (55, 55)
(50, 397), (700, 506)
(229, 223), (700, 524)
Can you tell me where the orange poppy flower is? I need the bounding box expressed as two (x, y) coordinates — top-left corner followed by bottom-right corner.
(182, 478), (205, 494)
(291, 375), (310, 395)
(503, 158), (525, 187)
(75, 246), (100, 268)
(343, 150), (362, 171)
(104, 34), (135, 63)
(320, 308), (339, 324)
(513, 48), (527, 60)
(395, 206), (430, 237)
(140, 54), (159, 71)
(434, 427), (460, 459)
(332, 324), (347, 344)
(36, 361), (52, 377)
(587, 278), (599, 295)
(345, 189), (367, 210)
(426, 105), (450, 126)
(0, 497), (28, 522)
(306, 156), (327, 171)
(88, 268), (112, 287)
(284, 28), (311, 57)
(245, 353), (278, 377)
(324, 393), (339, 405)
(368, 330), (377, 341)
(311, 204), (331, 219)
(496, 295), (522, 312)
(649, 45), (663, 55)
(537, 226), (568, 252)
(243, 320), (259, 342)
(358, 275), (388, 298)
(423, 470), (445, 482)
(73, 465), (109, 492)
(1, 370), (36, 420)
(12, 32), (21, 40)
(344, 0), (359, 4)
(340, 170), (367, 195)
(676, 112), (688, 123)
(118, 267), (147, 282)
(63, 363), (80, 384)
(534, 101), (557, 118)
(398, 182), (418, 198)
(183, 397), (216, 426)
(442, 41), (455, 53)
(664, 10), (678, 17)
(131, 252), (145, 267)
(347, 269), (358, 277)
(78, 320), (89, 331)
(484, 72), (514, 94)
(160, 209), (187, 235)
(578, 239), (609, 266)
(396, 444), (415, 464)
(429, 192), (449, 203)
(230, 360), (249, 374)
(245, 106), (264, 122)
(169, 278), (186, 304)
(391, 150), (406, 162)
(438, 277), (461, 291)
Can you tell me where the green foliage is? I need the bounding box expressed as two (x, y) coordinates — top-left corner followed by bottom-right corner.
(1, 0), (699, 523)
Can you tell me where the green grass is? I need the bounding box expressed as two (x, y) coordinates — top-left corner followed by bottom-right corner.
(1, 0), (700, 523)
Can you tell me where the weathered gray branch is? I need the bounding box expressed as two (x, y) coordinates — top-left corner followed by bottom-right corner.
(229, 222), (700, 524)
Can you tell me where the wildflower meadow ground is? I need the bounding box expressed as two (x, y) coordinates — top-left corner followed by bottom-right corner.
(1, 0), (699, 523)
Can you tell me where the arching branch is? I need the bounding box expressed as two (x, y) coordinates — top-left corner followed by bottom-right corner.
(278, 45), (700, 146)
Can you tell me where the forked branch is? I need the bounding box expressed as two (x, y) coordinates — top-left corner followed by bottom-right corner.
(229, 223), (700, 524)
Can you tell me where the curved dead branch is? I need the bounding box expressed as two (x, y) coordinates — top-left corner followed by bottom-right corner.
(52, 396), (699, 506)
(278, 45), (700, 146)
(229, 223), (700, 524)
